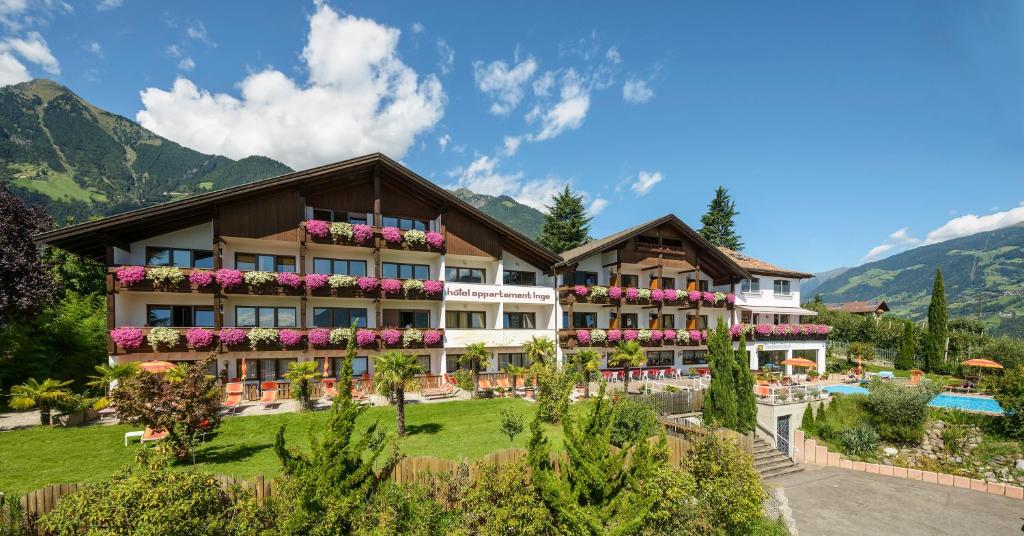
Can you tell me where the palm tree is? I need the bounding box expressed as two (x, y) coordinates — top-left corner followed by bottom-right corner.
(284, 361), (323, 411)
(459, 343), (492, 398)
(86, 362), (140, 396)
(505, 365), (526, 398)
(523, 336), (556, 366)
(373, 351), (424, 435)
(572, 349), (602, 399)
(8, 378), (75, 425)
(609, 341), (645, 394)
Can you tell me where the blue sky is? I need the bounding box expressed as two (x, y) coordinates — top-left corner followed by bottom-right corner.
(2, 1), (1024, 273)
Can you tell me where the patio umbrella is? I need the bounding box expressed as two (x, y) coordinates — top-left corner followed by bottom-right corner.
(322, 356), (331, 378)
(240, 357), (248, 381)
(139, 360), (175, 373)
(961, 358), (1003, 388)
(781, 358), (817, 368)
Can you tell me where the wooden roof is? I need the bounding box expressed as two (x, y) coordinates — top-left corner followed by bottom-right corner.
(717, 247), (813, 279)
(825, 301), (890, 314)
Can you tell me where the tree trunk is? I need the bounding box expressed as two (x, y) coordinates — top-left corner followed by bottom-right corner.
(472, 366), (479, 399)
(40, 405), (50, 426)
(623, 366), (631, 394)
(396, 388), (406, 435)
(584, 372), (591, 399)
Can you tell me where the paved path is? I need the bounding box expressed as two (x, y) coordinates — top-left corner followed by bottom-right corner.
(770, 466), (1024, 535)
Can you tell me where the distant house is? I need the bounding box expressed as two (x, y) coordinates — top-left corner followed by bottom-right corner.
(825, 300), (890, 320)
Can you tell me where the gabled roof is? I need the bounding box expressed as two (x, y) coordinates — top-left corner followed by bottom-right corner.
(554, 214), (749, 280)
(33, 153), (561, 267)
(717, 247), (813, 279)
(826, 301), (890, 314)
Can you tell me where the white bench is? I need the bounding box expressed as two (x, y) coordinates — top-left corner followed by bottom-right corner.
(123, 430), (144, 446)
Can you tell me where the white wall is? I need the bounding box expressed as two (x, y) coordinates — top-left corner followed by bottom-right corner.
(502, 251), (554, 287)
(733, 274), (802, 308)
(114, 222), (214, 265)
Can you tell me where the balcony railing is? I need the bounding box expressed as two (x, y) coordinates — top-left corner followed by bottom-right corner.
(731, 323), (830, 341)
(558, 328), (708, 349)
(755, 383), (829, 405)
(109, 327), (445, 355)
(558, 285), (735, 310)
(301, 221), (446, 253)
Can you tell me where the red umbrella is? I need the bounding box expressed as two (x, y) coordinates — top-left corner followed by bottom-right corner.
(139, 360), (175, 373)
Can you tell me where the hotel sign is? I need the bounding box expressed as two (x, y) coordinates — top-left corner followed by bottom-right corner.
(444, 283), (555, 304)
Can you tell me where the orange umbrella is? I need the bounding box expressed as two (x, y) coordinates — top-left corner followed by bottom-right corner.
(322, 356), (331, 378)
(240, 357), (248, 380)
(139, 360), (175, 373)
(961, 358), (1003, 369)
(781, 358), (817, 368)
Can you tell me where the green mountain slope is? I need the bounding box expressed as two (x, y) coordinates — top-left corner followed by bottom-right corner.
(451, 187), (546, 239)
(814, 224), (1024, 336)
(1, 79), (293, 223)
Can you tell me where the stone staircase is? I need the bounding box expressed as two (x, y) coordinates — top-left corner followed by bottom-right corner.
(754, 437), (803, 479)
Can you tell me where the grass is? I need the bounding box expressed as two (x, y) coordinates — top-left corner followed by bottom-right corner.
(8, 164), (108, 204)
(0, 398), (574, 497)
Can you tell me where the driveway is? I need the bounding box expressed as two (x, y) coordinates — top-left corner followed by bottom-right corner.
(770, 467), (1023, 535)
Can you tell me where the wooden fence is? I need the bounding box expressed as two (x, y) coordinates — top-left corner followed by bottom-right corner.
(627, 389), (703, 416)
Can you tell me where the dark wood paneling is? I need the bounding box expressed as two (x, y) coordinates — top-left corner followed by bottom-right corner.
(445, 210), (501, 258)
(218, 191), (302, 241)
(381, 309), (399, 326)
(381, 178), (438, 220)
(303, 178), (375, 214)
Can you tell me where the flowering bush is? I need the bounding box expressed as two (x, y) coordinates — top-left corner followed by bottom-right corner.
(775, 324), (792, 336)
(726, 293), (736, 304)
(423, 279), (444, 295)
(404, 229), (426, 245)
(379, 278), (402, 295)
(330, 221), (354, 241)
(689, 330), (706, 343)
(701, 291), (715, 304)
(574, 285), (589, 297)
(607, 329), (622, 342)
(147, 266), (184, 287)
(189, 270), (214, 287)
(304, 273), (328, 290)
(147, 327), (181, 350)
(244, 271), (277, 286)
(638, 288), (652, 300)
(247, 328), (279, 349)
(402, 328), (423, 347)
(116, 265), (146, 286)
(676, 329), (690, 343)
(625, 288), (639, 301)
(608, 286), (622, 300)
(755, 324), (773, 336)
(352, 224), (374, 244)
(423, 329), (442, 345)
(381, 226), (402, 244)
(277, 272), (302, 288)
(590, 286), (608, 299)
(357, 276), (378, 293)
(650, 289), (664, 302)
(403, 279), (424, 293)
(219, 328), (247, 346)
(110, 327), (144, 349)
(380, 328), (401, 346)
(591, 329), (607, 343)
(729, 324), (750, 338)
(713, 291), (727, 304)
(356, 328), (377, 346)
(816, 324), (831, 335)
(637, 329), (652, 343)
(307, 328), (331, 347)
(576, 329), (591, 344)
(185, 328), (215, 348)
(650, 329), (664, 342)
(278, 329), (304, 347)
(623, 329), (638, 341)
(663, 329), (676, 341)
(426, 231), (445, 249)
(663, 289), (678, 302)
(215, 269), (244, 288)
(328, 274), (357, 288)
(329, 328), (352, 344)
(305, 219), (330, 238)
(687, 290), (701, 303)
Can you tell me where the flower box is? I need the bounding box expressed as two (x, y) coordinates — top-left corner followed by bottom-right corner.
(302, 220), (375, 248)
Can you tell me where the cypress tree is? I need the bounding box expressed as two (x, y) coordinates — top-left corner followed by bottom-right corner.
(925, 269), (947, 372)
(704, 322), (738, 430)
(697, 186), (743, 250)
(732, 335), (757, 433)
(801, 403), (815, 433)
(895, 321), (916, 370)
(537, 185), (591, 253)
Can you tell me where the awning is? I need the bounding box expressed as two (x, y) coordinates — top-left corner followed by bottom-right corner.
(737, 305), (818, 316)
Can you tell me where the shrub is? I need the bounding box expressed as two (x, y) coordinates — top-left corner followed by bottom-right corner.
(353, 482), (455, 535)
(993, 365), (1024, 439)
(838, 426), (880, 457)
(941, 424), (971, 455)
(147, 266), (184, 287)
(863, 379), (935, 445)
(452, 369), (474, 391)
(609, 398), (659, 447)
(533, 361), (575, 423)
(684, 431), (767, 535)
(462, 461), (553, 535)
(801, 403), (816, 433)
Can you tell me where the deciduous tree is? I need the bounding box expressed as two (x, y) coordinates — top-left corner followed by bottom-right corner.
(0, 183), (58, 324)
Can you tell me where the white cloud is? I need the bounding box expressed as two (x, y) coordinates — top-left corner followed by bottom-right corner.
(436, 38), (453, 75)
(862, 243), (896, 262)
(528, 68), (590, 141)
(0, 51), (29, 85)
(588, 197), (608, 216)
(177, 56), (195, 71)
(186, 21), (214, 45)
(2, 0), (71, 31)
(501, 135), (521, 156)
(861, 226), (921, 262)
(622, 78), (653, 104)
(86, 41), (102, 56)
(0, 31), (58, 74)
(532, 70), (554, 96)
(137, 3), (445, 170)
(605, 46), (621, 64)
(438, 133), (450, 152)
(96, 0), (123, 11)
(410, 22), (424, 33)
(629, 170), (662, 196)
(861, 203), (1024, 262)
(473, 55), (537, 115)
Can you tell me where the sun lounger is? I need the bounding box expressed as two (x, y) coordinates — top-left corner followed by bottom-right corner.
(478, 379), (493, 391)
(423, 383), (458, 400)
(258, 381), (279, 409)
(140, 426), (168, 444)
(496, 377), (512, 390)
(322, 380), (339, 399)
(222, 382), (244, 414)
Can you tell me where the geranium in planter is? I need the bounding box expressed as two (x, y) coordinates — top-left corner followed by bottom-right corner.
(329, 328), (352, 344)
(402, 328), (423, 347)
(147, 327), (181, 350)
(663, 289), (678, 302)
(425, 231), (444, 249)
(352, 224), (374, 244)
(379, 278), (402, 296)
(185, 328), (215, 349)
(726, 293), (736, 304)
(328, 274), (357, 288)
(688, 330), (703, 343)
(650, 330), (664, 342)
(423, 329), (442, 345)
(754, 324), (773, 337)
(330, 221), (354, 242)
(215, 269), (244, 289)
(381, 226), (402, 244)
(243, 271), (277, 288)
(590, 286), (608, 299)
(247, 328), (279, 350)
(304, 219), (330, 238)
(116, 265), (146, 286)
(816, 324), (830, 335)
(189, 270), (214, 288)
(402, 278), (424, 294)
(663, 329), (676, 341)
(608, 286), (622, 300)
(355, 328), (377, 346)
(357, 276), (378, 293)
(638, 288), (652, 301)
(623, 329), (638, 341)
(625, 288), (639, 301)
(574, 285), (589, 297)
(110, 327), (144, 349)
(675, 330), (690, 344)
(637, 329), (652, 343)
(278, 329), (304, 347)
(590, 329), (607, 343)
(607, 329), (622, 342)
(304, 273), (329, 290)
(423, 279), (444, 296)
(277, 272), (302, 289)
(650, 289), (664, 302)
(701, 291), (715, 304)
(713, 291), (727, 305)
(219, 328), (247, 347)
(380, 328), (401, 346)
(576, 329), (591, 345)
(404, 229), (426, 246)
(147, 266), (184, 288)
(306, 328), (331, 347)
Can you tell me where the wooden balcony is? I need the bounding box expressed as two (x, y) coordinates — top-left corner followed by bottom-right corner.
(109, 267), (216, 294)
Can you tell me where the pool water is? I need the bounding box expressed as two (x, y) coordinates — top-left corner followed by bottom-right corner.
(928, 394), (1005, 414)
(823, 385), (869, 395)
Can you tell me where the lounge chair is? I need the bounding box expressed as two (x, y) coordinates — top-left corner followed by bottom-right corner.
(222, 382), (244, 414)
(258, 381), (279, 409)
(423, 383), (458, 400)
(140, 426), (168, 444)
(514, 377), (526, 392)
(496, 377), (512, 390)
(322, 380), (339, 399)
(478, 379), (493, 391)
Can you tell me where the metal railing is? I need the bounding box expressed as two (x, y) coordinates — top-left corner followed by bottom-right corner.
(754, 383), (828, 405)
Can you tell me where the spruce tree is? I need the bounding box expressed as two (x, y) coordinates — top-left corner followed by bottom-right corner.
(537, 185), (591, 253)
(732, 335), (757, 433)
(925, 269), (947, 372)
(698, 186), (743, 250)
(703, 322), (738, 430)
(896, 321), (916, 371)
(801, 403), (815, 433)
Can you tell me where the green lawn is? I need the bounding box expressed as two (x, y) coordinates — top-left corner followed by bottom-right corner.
(0, 399), (571, 497)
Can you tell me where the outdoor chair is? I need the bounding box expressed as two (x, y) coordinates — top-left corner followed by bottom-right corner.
(422, 383), (457, 400)
(222, 382), (244, 414)
(514, 377), (526, 392)
(496, 377), (512, 390)
(478, 379), (493, 391)
(322, 380), (339, 399)
(258, 381), (279, 409)
(140, 426), (168, 444)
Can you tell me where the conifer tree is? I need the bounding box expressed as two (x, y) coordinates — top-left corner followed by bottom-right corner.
(732, 335), (757, 433)
(703, 322), (738, 430)
(925, 268), (947, 372)
(698, 186), (743, 250)
(801, 403), (815, 433)
(896, 321), (916, 371)
(537, 185), (591, 253)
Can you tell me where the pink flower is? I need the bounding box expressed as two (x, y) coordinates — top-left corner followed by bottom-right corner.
(116, 266), (146, 286)
(304, 273), (328, 290)
(219, 328), (246, 346)
(356, 328), (377, 346)
(608, 286), (622, 300)
(607, 329), (622, 342)
(650, 289), (664, 302)
(576, 330), (591, 344)
(663, 329), (676, 340)
(307, 328), (331, 347)
(702, 291), (715, 304)
(426, 231), (445, 249)
(381, 226), (402, 244)
(110, 327), (144, 349)
(574, 285), (589, 297)
(623, 329), (638, 341)
(352, 224), (374, 244)
(423, 280), (444, 295)
(663, 289), (677, 302)
(816, 324), (830, 335)
(650, 330), (664, 341)
(357, 276), (378, 293)
(726, 293), (736, 304)
(189, 270), (213, 287)
(729, 324), (744, 338)
(304, 219), (330, 238)
(279, 329), (304, 347)
(755, 324), (772, 336)
(687, 290), (701, 303)
(379, 278), (402, 295)
(626, 288), (639, 301)
(185, 328), (214, 348)
(276, 272), (302, 288)
(380, 328), (401, 345)
(216, 269), (244, 288)
(423, 329), (442, 345)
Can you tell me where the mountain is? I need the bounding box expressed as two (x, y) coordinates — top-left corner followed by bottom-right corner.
(801, 266), (851, 297)
(451, 187), (546, 240)
(813, 224), (1024, 336)
(0, 79), (293, 223)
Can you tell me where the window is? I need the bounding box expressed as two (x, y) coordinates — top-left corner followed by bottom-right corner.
(661, 314), (676, 329)
(416, 355), (432, 373)
(681, 350), (707, 365)
(503, 270), (537, 286)
(688, 278), (709, 292)
(568, 311), (596, 328)
(774, 279), (791, 296)
(384, 262), (430, 280)
(145, 247), (214, 269)
(446, 267), (485, 283)
(312, 258), (367, 276)
(646, 351), (674, 367)
(621, 313), (638, 329)
(146, 305), (214, 327)
(446, 311), (486, 329)
(498, 353), (531, 370)
(388, 310), (430, 328)
(619, 274), (639, 288)
(504, 312), (536, 329)
(686, 314), (708, 330)
(236, 253), (296, 273)
(313, 307), (368, 328)
(352, 356), (369, 377)
(741, 278), (760, 293)
(773, 314), (792, 325)
(446, 355), (469, 373)
(381, 216), (428, 231)
(236, 306), (297, 327)
(569, 271), (598, 286)
(235, 358), (296, 382)
(741, 310), (753, 323)
(311, 208), (334, 221)
(348, 213), (368, 225)
(309, 208), (368, 225)
(659, 277), (676, 289)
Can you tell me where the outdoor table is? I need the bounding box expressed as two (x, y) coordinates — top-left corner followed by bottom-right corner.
(124, 430), (144, 446)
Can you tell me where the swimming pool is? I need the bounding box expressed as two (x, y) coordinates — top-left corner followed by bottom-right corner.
(928, 394), (1004, 414)
(823, 385), (869, 395)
